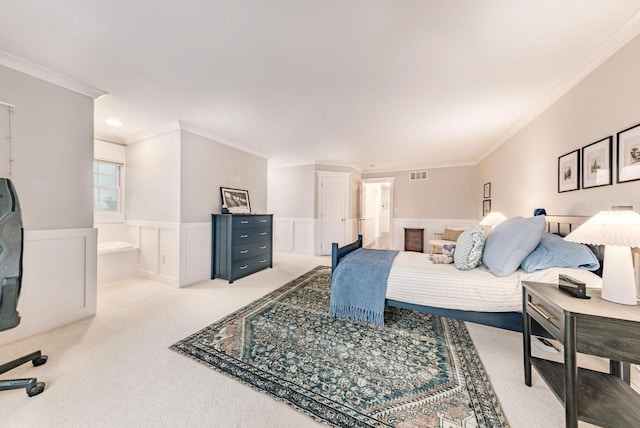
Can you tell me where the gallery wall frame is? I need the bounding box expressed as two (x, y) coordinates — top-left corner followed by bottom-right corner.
(616, 122), (640, 183)
(482, 199), (491, 216)
(220, 187), (252, 213)
(558, 149), (580, 193)
(581, 136), (612, 189)
(483, 182), (491, 199)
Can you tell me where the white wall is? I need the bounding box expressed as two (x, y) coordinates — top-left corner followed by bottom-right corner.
(0, 65), (97, 344)
(479, 33), (640, 217)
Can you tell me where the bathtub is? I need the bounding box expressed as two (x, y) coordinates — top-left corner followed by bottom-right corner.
(97, 241), (140, 285)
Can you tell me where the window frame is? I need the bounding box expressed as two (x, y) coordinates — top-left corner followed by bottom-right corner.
(93, 159), (125, 221)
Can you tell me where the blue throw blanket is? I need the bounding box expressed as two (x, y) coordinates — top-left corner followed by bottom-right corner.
(329, 248), (399, 326)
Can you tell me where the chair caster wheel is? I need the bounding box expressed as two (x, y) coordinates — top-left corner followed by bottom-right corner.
(33, 355), (48, 367)
(27, 382), (45, 397)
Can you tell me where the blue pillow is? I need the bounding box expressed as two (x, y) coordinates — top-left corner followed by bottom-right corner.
(453, 225), (485, 271)
(482, 216), (545, 277)
(520, 233), (600, 272)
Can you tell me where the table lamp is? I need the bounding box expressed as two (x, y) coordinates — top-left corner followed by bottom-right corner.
(479, 212), (507, 235)
(564, 206), (640, 305)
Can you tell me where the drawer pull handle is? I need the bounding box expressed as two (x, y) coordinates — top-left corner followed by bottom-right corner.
(260, 259), (267, 263)
(527, 302), (552, 321)
(260, 232), (267, 236)
(241, 234), (249, 238)
(260, 246), (267, 249)
(240, 220), (249, 224)
(240, 265), (248, 270)
(240, 250), (248, 254)
(260, 220), (267, 223)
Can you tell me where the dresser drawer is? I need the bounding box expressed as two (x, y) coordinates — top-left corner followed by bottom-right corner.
(253, 215), (271, 227)
(232, 216), (254, 229)
(232, 254), (272, 279)
(232, 241), (270, 261)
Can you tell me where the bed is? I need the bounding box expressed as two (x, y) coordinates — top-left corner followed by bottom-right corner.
(331, 215), (604, 333)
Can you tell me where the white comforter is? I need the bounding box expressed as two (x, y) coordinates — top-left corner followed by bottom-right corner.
(385, 251), (602, 312)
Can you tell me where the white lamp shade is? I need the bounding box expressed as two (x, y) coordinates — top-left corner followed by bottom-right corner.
(564, 209), (640, 247)
(479, 212), (508, 227)
(564, 208), (640, 305)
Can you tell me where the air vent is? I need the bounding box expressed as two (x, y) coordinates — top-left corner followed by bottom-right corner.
(410, 170), (428, 181)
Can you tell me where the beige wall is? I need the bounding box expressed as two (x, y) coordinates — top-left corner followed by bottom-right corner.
(479, 33), (640, 217)
(126, 130), (181, 223)
(267, 164), (315, 218)
(0, 65), (94, 230)
(364, 165), (478, 219)
(181, 130), (268, 222)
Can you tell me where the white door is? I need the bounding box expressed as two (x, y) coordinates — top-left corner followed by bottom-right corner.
(319, 174), (348, 255)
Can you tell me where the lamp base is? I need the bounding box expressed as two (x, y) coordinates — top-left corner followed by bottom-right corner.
(601, 245), (638, 305)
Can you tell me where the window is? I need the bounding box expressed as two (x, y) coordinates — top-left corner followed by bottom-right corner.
(93, 160), (122, 212)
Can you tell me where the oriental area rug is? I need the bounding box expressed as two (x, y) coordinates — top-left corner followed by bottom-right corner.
(170, 266), (508, 427)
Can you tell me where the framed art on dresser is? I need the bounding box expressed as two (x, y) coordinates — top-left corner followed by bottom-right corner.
(617, 123), (640, 183)
(220, 187), (252, 213)
(558, 149), (580, 193)
(582, 136), (612, 189)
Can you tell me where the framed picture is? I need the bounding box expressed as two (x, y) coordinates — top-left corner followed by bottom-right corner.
(220, 187), (251, 213)
(617, 122), (640, 183)
(558, 150), (580, 193)
(581, 136), (612, 189)
(482, 199), (491, 216)
(483, 182), (491, 199)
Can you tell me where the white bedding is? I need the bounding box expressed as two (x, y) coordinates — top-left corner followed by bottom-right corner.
(385, 251), (602, 312)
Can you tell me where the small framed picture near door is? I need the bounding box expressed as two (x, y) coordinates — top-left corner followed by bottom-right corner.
(617, 123), (640, 183)
(483, 182), (491, 199)
(482, 199), (491, 216)
(582, 136), (612, 189)
(558, 149), (580, 192)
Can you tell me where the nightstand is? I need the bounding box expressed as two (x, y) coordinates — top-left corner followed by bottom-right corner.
(404, 228), (424, 252)
(522, 281), (640, 428)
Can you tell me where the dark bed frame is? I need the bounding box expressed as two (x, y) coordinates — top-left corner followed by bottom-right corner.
(331, 215), (602, 335)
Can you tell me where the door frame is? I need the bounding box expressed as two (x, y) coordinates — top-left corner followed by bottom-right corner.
(317, 171), (350, 256)
(361, 177), (395, 249)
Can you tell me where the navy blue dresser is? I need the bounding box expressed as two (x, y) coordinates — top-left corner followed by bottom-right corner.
(211, 214), (273, 283)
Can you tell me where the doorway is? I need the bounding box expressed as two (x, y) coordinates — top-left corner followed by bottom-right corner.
(361, 178), (394, 249)
(318, 171), (349, 255)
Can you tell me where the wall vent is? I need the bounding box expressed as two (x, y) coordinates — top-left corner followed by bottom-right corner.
(410, 170), (428, 181)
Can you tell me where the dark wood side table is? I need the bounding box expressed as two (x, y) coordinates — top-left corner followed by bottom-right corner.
(404, 228), (424, 252)
(522, 281), (640, 428)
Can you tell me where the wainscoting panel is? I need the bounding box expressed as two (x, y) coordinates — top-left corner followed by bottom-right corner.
(179, 222), (211, 287)
(273, 217), (314, 255)
(0, 228), (97, 345)
(127, 221), (180, 287)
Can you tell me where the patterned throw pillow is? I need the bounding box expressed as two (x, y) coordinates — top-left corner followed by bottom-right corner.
(453, 225), (486, 271)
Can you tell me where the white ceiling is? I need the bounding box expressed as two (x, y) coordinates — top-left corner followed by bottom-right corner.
(2, 1), (640, 172)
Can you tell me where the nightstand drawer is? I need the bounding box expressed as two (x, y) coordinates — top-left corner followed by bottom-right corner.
(526, 296), (562, 339)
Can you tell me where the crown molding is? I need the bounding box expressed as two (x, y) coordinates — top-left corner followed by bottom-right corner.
(480, 8), (640, 163)
(123, 120), (181, 144)
(0, 50), (107, 99)
(362, 161), (477, 175)
(178, 120), (271, 159)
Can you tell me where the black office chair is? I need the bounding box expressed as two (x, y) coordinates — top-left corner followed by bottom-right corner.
(0, 178), (47, 397)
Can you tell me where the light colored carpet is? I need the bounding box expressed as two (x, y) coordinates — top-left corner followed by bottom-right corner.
(0, 253), (610, 427)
